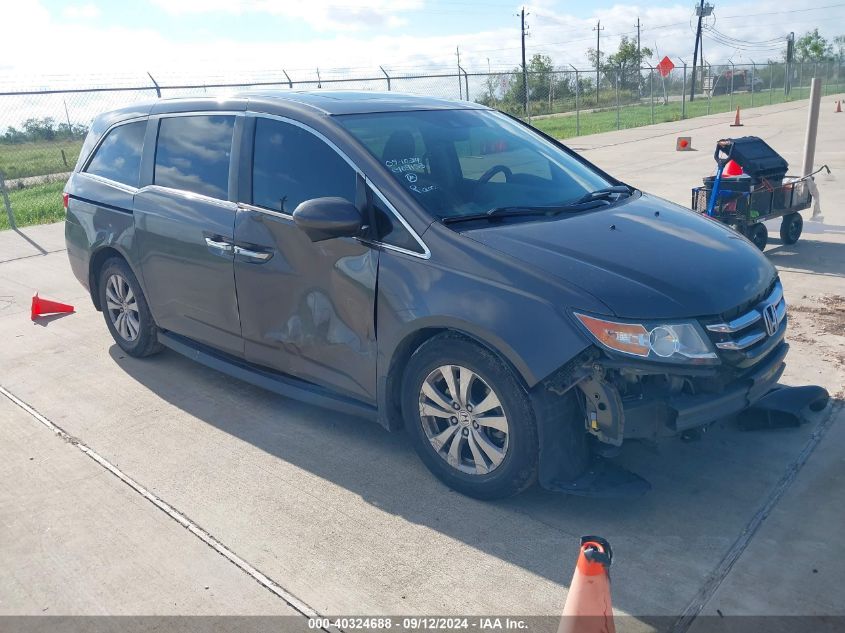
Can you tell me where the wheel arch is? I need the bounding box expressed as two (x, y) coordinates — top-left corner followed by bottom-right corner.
(88, 246), (138, 311)
(378, 323), (533, 431)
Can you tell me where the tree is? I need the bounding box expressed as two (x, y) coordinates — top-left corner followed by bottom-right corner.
(499, 54), (569, 105)
(834, 35), (845, 61)
(587, 36), (652, 91)
(795, 29), (833, 62)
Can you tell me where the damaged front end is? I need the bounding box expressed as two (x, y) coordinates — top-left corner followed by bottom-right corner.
(533, 279), (828, 497)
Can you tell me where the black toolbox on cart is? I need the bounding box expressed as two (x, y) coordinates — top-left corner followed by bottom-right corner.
(722, 136), (789, 184)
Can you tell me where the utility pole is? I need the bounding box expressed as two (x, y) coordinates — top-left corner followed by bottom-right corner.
(518, 7), (529, 117)
(785, 32), (795, 95)
(636, 18), (642, 98)
(636, 18), (641, 61)
(593, 20), (604, 105)
(690, 1), (713, 101)
(456, 46), (462, 100)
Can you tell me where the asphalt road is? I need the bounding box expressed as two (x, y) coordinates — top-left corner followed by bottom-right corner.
(1, 97), (843, 629)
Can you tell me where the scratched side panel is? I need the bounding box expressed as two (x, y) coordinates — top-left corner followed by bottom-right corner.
(233, 208), (379, 403)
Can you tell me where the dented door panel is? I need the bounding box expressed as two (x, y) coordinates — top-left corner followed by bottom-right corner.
(233, 207), (379, 402)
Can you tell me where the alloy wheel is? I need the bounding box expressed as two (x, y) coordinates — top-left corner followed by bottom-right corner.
(105, 273), (140, 341)
(418, 365), (509, 475)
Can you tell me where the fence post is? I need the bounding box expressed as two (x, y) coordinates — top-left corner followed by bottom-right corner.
(463, 68), (469, 102)
(750, 62), (756, 107)
(146, 72), (161, 98)
(379, 66), (391, 91)
(681, 62), (687, 119)
(615, 70), (620, 129)
(769, 62), (774, 104)
(729, 62), (734, 112)
(316, 68), (322, 89)
(649, 67), (654, 124)
(570, 65), (580, 136)
(0, 171), (15, 230)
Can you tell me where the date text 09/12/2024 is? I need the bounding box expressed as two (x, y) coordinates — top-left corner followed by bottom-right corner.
(308, 617), (530, 630)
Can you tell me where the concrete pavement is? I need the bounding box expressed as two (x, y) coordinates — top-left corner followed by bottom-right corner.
(0, 394), (302, 617)
(1, 96), (843, 627)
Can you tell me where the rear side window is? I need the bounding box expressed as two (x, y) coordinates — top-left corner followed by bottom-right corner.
(154, 115), (235, 199)
(252, 117), (355, 214)
(84, 121), (146, 187)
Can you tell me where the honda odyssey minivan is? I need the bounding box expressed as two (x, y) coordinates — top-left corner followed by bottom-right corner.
(65, 91), (788, 498)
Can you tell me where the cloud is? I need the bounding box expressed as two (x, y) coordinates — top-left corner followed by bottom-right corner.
(63, 3), (101, 20)
(2, 0), (842, 89)
(147, 0), (424, 31)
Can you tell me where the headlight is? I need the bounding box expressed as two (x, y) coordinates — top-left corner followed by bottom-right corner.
(574, 313), (718, 364)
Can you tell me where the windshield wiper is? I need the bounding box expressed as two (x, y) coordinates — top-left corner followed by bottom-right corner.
(442, 200), (610, 225)
(571, 184), (635, 205)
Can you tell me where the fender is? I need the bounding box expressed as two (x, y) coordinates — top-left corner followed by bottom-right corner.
(374, 238), (604, 429)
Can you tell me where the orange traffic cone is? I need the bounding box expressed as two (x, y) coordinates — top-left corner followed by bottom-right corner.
(723, 159), (743, 176)
(836, 100), (842, 113)
(31, 293), (74, 321)
(558, 536), (615, 633)
(730, 106), (744, 127)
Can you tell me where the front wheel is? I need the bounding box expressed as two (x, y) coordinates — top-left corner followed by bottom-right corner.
(401, 334), (539, 499)
(745, 222), (768, 251)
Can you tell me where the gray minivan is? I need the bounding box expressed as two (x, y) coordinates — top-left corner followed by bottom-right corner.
(65, 91), (788, 498)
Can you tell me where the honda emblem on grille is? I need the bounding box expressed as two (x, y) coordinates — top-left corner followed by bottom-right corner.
(762, 303), (779, 336)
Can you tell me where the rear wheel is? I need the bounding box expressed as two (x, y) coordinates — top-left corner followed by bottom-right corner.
(401, 334), (539, 499)
(779, 213), (803, 244)
(746, 223), (768, 251)
(98, 258), (162, 358)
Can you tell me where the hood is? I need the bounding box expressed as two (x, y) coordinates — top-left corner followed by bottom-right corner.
(462, 193), (777, 319)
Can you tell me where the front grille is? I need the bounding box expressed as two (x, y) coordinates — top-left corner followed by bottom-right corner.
(702, 281), (787, 366)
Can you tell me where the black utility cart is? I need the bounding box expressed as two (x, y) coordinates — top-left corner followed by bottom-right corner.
(691, 136), (828, 250)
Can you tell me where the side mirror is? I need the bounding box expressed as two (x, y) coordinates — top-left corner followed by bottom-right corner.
(292, 197), (363, 243)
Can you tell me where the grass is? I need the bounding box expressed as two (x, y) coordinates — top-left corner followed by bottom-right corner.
(531, 84), (844, 139)
(1, 181), (65, 230)
(0, 139), (83, 181)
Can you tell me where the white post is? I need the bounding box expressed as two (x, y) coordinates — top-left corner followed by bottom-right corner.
(802, 78), (822, 177)
(802, 78), (824, 220)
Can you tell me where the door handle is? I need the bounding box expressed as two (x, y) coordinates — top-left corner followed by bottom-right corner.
(234, 245), (273, 262)
(205, 236), (233, 254)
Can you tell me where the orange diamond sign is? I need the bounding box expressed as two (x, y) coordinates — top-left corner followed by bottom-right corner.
(657, 56), (675, 78)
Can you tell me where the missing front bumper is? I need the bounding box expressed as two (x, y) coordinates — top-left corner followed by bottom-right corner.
(582, 341), (790, 442)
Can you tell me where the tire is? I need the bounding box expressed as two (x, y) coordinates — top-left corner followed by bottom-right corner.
(779, 213), (803, 244)
(746, 223), (768, 251)
(401, 333), (538, 499)
(98, 257), (162, 358)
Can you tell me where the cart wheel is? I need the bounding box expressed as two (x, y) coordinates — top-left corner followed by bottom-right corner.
(779, 213), (803, 245)
(746, 223), (768, 251)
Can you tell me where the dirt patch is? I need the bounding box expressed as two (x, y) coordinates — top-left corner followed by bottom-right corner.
(788, 295), (845, 388)
(790, 294), (845, 336)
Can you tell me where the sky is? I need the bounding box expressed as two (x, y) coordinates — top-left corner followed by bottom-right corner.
(2, 0), (843, 90)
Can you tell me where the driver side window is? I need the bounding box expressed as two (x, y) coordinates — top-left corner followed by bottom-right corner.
(252, 117), (356, 214)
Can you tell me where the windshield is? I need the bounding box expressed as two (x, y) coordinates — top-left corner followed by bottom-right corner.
(337, 109), (614, 220)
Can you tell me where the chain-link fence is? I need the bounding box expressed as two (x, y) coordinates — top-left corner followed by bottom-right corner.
(2, 61), (843, 229)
